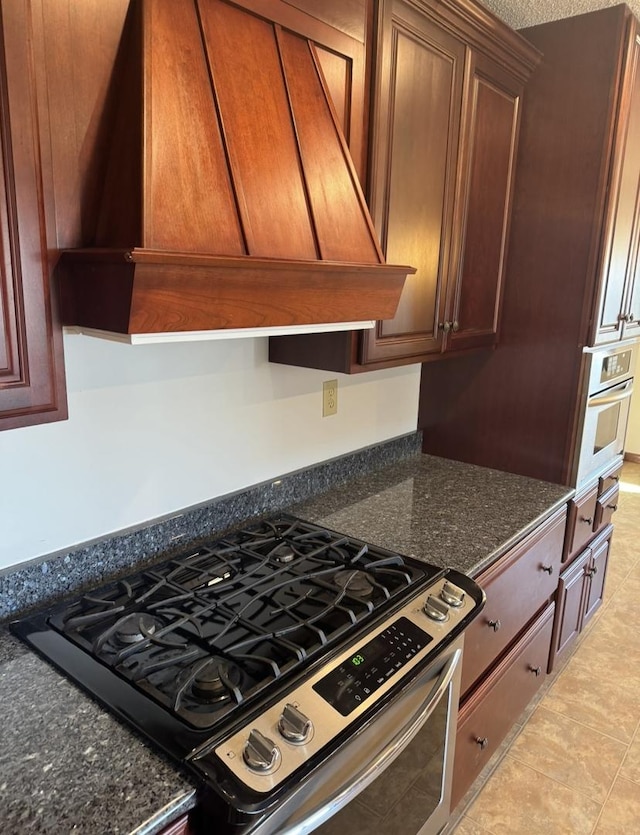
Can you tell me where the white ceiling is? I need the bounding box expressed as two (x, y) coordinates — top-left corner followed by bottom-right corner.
(480, 0), (639, 30)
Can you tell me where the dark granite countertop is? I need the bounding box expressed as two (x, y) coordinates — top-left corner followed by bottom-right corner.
(0, 630), (197, 835)
(290, 454), (573, 578)
(1, 448), (573, 835)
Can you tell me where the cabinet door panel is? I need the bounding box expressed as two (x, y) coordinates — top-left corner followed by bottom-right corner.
(550, 550), (589, 668)
(361, 1), (465, 363)
(583, 536), (610, 624)
(0, 0), (67, 429)
(447, 55), (520, 352)
(596, 28), (640, 343)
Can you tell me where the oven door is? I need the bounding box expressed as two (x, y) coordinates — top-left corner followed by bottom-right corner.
(576, 378), (634, 485)
(247, 637), (463, 835)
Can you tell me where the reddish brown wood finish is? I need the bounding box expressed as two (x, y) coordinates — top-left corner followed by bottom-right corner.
(594, 484), (620, 531)
(460, 507), (566, 698)
(419, 6), (640, 485)
(60, 249), (407, 333)
(599, 459), (624, 494)
(59, 0), (410, 335)
(0, 0), (67, 431)
(159, 814), (192, 835)
(269, 0), (538, 373)
(452, 604), (555, 812)
(562, 485), (599, 564)
(550, 526), (612, 670)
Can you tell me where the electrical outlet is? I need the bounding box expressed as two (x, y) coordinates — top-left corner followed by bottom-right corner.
(322, 379), (338, 417)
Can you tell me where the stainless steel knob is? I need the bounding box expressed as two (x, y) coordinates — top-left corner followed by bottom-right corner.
(488, 619), (501, 632)
(243, 729), (281, 773)
(541, 564), (553, 574)
(441, 580), (465, 608)
(424, 595), (449, 621)
(529, 665), (542, 677)
(580, 516), (593, 525)
(476, 736), (489, 750)
(278, 703), (313, 744)
(452, 320), (460, 332)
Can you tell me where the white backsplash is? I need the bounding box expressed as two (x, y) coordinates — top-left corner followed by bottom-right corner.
(0, 332), (420, 572)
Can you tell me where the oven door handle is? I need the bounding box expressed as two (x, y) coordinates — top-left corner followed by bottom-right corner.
(588, 380), (634, 407)
(248, 646), (462, 835)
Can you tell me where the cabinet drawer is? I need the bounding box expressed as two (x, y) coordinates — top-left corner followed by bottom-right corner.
(452, 604), (554, 811)
(563, 486), (598, 562)
(598, 460), (623, 495)
(594, 484), (619, 530)
(460, 510), (565, 696)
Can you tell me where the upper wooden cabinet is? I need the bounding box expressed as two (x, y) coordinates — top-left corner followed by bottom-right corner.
(595, 19), (640, 344)
(0, 0), (66, 430)
(269, 0), (538, 373)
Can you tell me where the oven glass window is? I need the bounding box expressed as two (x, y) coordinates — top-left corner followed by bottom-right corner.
(313, 691), (447, 834)
(594, 402), (621, 454)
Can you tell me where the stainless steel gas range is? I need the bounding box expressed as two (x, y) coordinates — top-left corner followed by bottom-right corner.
(12, 515), (485, 835)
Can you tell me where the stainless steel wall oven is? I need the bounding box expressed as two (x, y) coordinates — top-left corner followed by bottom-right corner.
(12, 515), (484, 834)
(574, 343), (637, 486)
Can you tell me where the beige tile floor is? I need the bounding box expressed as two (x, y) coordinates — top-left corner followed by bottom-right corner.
(450, 461), (640, 835)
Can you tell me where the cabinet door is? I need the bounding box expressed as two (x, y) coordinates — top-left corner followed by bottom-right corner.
(550, 549), (589, 667)
(360, 0), (465, 364)
(583, 536), (610, 624)
(0, 0), (67, 429)
(595, 23), (640, 344)
(445, 52), (521, 353)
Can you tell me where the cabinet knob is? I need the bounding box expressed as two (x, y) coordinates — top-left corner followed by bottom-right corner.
(529, 665), (542, 677)
(476, 736), (489, 750)
(488, 619), (502, 632)
(586, 566), (599, 578)
(580, 516), (593, 525)
(541, 564), (553, 574)
(607, 504), (618, 511)
(452, 320), (460, 332)
(439, 321), (451, 333)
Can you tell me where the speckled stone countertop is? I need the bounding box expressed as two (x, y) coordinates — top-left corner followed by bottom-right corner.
(1, 449), (573, 835)
(0, 630), (197, 835)
(290, 454), (573, 577)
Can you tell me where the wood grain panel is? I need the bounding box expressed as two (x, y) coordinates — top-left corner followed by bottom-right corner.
(278, 30), (380, 263)
(199, 0), (317, 260)
(0, 0), (67, 429)
(361, 2), (466, 363)
(449, 61), (519, 349)
(596, 30), (640, 342)
(141, 0), (244, 254)
(314, 46), (350, 139)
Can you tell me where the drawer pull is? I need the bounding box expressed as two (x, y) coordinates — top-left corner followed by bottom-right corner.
(579, 516), (593, 525)
(488, 619), (502, 632)
(529, 665), (542, 677)
(607, 504), (618, 511)
(476, 737), (489, 750)
(541, 564), (553, 574)
(586, 566), (598, 578)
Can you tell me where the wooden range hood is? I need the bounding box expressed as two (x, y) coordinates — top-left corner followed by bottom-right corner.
(58, 0), (413, 340)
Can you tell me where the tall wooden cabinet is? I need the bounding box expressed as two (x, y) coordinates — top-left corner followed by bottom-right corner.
(419, 5), (640, 485)
(269, 0), (538, 373)
(0, 0), (66, 430)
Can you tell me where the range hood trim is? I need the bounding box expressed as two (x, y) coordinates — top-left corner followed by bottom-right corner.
(59, 248), (413, 336)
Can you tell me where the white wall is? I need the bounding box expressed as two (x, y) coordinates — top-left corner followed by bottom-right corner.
(0, 332), (420, 572)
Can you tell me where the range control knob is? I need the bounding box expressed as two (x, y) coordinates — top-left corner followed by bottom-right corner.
(441, 581), (465, 608)
(278, 703), (313, 744)
(424, 595), (449, 622)
(243, 729), (281, 773)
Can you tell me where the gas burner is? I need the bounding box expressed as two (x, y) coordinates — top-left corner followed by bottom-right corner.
(192, 659), (242, 702)
(272, 540), (296, 563)
(333, 569), (375, 599)
(114, 613), (159, 645)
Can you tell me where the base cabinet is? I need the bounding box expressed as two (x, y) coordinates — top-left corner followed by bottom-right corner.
(550, 526), (612, 670)
(452, 604), (554, 810)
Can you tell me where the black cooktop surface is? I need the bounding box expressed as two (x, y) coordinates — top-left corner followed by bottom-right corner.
(29, 515), (437, 731)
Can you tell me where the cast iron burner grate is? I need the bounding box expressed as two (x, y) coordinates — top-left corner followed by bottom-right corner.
(48, 515), (432, 729)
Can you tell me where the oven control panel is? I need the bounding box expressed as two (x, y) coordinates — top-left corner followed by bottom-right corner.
(211, 576), (479, 793)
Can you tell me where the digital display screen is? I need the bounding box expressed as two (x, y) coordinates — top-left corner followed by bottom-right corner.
(313, 618), (433, 716)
